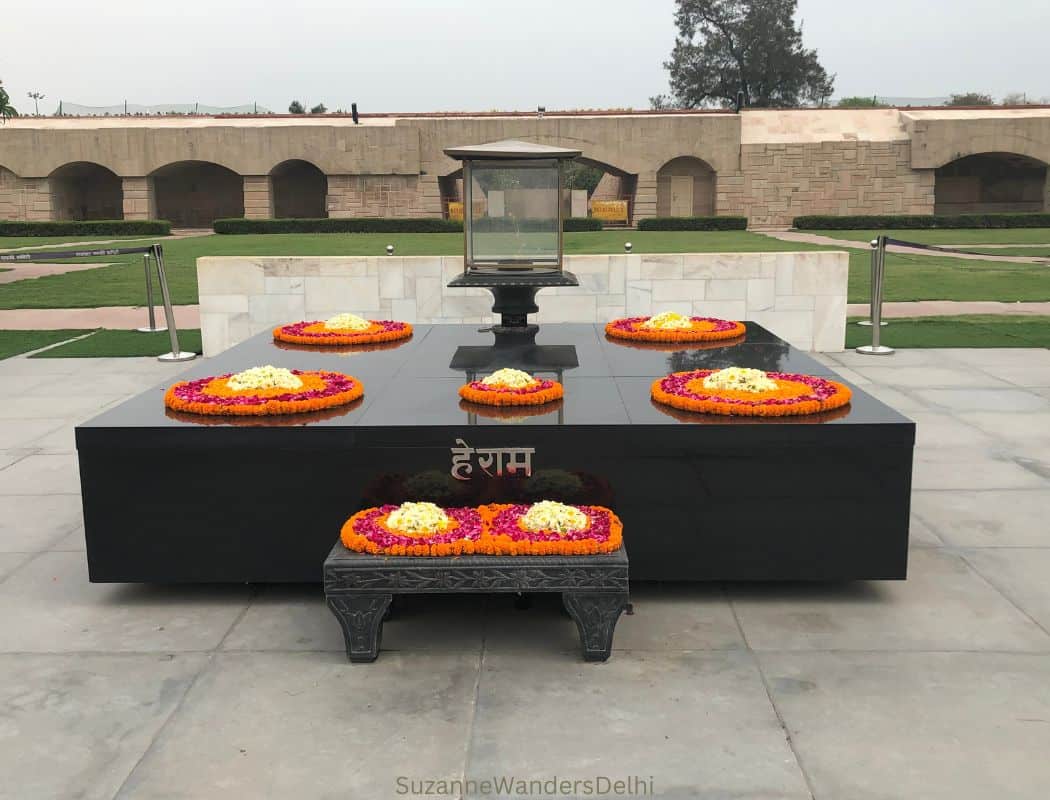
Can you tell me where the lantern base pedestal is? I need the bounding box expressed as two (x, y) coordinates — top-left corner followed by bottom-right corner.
(447, 270), (579, 332)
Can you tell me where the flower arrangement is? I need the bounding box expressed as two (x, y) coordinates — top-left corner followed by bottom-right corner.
(458, 367), (564, 407)
(339, 501), (623, 556)
(476, 502), (623, 556)
(651, 367), (851, 417)
(605, 313), (746, 343)
(164, 367), (364, 416)
(273, 314), (412, 346)
(341, 503), (483, 557)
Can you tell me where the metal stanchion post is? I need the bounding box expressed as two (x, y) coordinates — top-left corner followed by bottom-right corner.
(136, 252), (164, 332)
(857, 238), (887, 327)
(152, 244), (198, 363)
(856, 235), (895, 355)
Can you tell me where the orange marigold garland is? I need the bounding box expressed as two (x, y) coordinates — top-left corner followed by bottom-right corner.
(164, 369), (364, 416)
(458, 368), (564, 407)
(273, 319), (412, 346)
(339, 502), (624, 557)
(340, 504), (483, 557)
(651, 368), (851, 417)
(476, 503), (623, 556)
(605, 315), (745, 343)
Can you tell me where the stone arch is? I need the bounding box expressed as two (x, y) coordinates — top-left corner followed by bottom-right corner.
(270, 159), (328, 218)
(657, 156), (716, 217)
(935, 152), (1048, 214)
(149, 161), (244, 227)
(48, 162), (124, 221)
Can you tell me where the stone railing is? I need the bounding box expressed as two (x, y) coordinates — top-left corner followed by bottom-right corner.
(197, 251), (849, 355)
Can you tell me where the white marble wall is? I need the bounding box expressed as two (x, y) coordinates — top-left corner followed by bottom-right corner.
(197, 251), (849, 356)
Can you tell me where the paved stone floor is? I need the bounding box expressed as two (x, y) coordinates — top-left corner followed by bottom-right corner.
(1, 349), (1050, 799)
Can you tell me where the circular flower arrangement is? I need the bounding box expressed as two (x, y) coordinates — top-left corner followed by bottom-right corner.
(341, 502), (483, 556)
(164, 365), (364, 416)
(458, 367), (564, 407)
(477, 501), (623, 556)
(605, 311), (746, 343)
(273, 312), (412, 346)
(651, 366), (851, 417)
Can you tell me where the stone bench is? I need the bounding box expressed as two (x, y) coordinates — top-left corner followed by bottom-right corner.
(323, 544), (629, 663)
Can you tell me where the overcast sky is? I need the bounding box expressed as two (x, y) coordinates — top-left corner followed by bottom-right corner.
(1, 0), (1048, 114)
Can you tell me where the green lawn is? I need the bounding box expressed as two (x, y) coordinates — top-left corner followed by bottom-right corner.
(0, 231), (822, 310)
(845, 316), (1050, 348)
(29, 328), (203, 358)
(847, 250), (1050, 304)
(803, 228), (1050, 245)
(0, 329), (93, 359)
(0, 234), (160, 250)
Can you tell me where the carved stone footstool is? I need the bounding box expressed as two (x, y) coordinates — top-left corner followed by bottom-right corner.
(323, 544), (629, 663)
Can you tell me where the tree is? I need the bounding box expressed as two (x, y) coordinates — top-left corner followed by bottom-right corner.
(836, 96), (887, 108)
(0, 81), (18, 123)
(946, 92), (994, 107)
(1001, 92), (1035, 106)
(564, 160), (606, 195)
(658, 0), (834, 109)
(288, 100), (305, 114)
(310, 103), (327, 114)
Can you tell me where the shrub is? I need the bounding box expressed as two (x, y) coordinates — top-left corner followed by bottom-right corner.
(793, 213), (1050, 230)
(214, 217), (462, 234)
(0, 219), (171, 237)
(637, 216), (748, 231)
(213, 217), (603, 234)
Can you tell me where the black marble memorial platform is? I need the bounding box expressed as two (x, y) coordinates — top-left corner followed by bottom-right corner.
(76, 322), (915, 584)
(323, 544), (630, 662)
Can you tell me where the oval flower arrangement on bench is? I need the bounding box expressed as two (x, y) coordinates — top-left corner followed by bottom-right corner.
(458, 368), (564, 407)
(341, 500), (622, 557)
(274, 313), (413, 346)
(605, 311), (746, 343)
(164, 365), (364, 416)
(651, 366), (851, 417)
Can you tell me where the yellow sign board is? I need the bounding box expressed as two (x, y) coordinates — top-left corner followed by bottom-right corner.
(447, 201), (464, 222)
(590, 200), (629, 223)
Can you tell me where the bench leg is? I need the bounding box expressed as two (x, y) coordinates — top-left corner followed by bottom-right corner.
(562, 591), (628, 662)
(327, 594), (392, 663)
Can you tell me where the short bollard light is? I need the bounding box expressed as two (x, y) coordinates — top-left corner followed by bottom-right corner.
(624, 242), (633, 253)
(385, 244), (395, 255)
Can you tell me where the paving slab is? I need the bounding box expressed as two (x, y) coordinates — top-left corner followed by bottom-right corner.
(941, 348), (1050, 368)
(222, 585), (486, 653)
(0, 453), (81, 495)
(115, 651), (480, 800)
(760, 651), (1050, 800)
(911, 448), (1048, 490)
(0, 552), (34, 582)
(0, 551), (250, 653)
(49, 526), (86, 552)
(913, 387), (1050, 413)
(0, 393), (124, 420)
(730, 549), (1050, 652)
(906, 410), (997, 449)
(468, 649), (811, 799)
(961, 364), (1050, 388)
(0, 419), (66, 450)
(0, 494), (83, 552)
(912, 489), (1050, 547)
(964, 548), (1050, 633)
(908, 516), (942, 547)
(482, 584), (746, 654)
(847, 365), (1012, 389)
(956, 411), (1050, 444)
(0, 653), (206, 800)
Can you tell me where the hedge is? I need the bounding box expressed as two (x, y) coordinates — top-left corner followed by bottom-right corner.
(0, 219), (171, 237)
(636, 216), (748, 231)
(793, 213), (1050, 230)
(214, 217), (461, 234)
(214, 216), (604, 234)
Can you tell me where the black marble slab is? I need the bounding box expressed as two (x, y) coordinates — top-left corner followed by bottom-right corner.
(76, 323), (914, 583)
